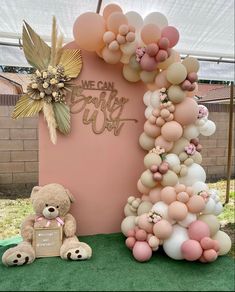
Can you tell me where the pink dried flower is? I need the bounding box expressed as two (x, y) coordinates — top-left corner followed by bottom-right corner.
(184, 143), (196, 155)
(136, 47), (146, 62)
(198, 105), (209, 119)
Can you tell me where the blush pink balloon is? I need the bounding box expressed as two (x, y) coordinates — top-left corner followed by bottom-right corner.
(127, 229), (135, 237)
(138, 214), (154, 233)
(132, 241), (152, 262)
(174, 97), (199, 126)
(156, 50), (168, 63)
(188, 220), (210, 242)
(181, 239), (203, 261)
(155, 135), (174, 152)
(146, 43), (159, 57)
(203, 249), (218, 262)
(181, 80), (192, 91)
(161, 26), (180, 48)
(107, 12), (128, 34)
(187, 72), (198, 83)
(141, 24), (161, 45)
(155, 70), (171, 89)
(158, 37), (170, 50)
(135, 229), (148, 241)
(103, 4), (123, 20)
(200, 237), (215, 250)
(125, 237), (136, 249)
(140, 54), (157, 71)
(126, 32), (136, 42)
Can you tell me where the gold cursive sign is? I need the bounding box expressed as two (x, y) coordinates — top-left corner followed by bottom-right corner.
(67, 80), (138, 136)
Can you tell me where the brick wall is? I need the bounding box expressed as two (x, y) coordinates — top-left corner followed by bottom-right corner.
(0, 106), (38, 186)
(0, 104), (234, 188)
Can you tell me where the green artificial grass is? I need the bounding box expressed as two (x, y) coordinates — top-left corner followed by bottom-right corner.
(0, 233), (234, 291)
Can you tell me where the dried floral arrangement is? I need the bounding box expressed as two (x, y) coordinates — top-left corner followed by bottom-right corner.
(12, 17), (82, 144)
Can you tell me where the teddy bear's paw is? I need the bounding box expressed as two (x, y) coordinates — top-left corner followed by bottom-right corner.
(2, 248), (35, 267)
(64, 243), (92, 261)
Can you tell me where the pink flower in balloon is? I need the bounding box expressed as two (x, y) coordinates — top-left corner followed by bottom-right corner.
(184, 143), (196, 155)
(147, 210), (162, 224)
(198, 191), (210, 203)
(135, 47), (146, 62)
(198, 105), (209, 119)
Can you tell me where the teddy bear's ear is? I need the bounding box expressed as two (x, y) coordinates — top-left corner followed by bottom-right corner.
(66, 189), (75, 203)
(31, 186), (42, 202)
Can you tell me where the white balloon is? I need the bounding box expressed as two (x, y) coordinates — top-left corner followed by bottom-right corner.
(192, 181), (209, 195)
(163, 225), (189, 260)
(143, 91), (152, 106)
(202, 198), (216, 214)
(145, 106), (153, 119)
(199, 120), (216, 136)
(121, 216), (136, 237)
(178, 212), (197, 228)
(195, 117), (207, 127)
(212, 231), (232, 256)
(144, 12), (168, 29)
(165, 153), (180, 168)
(208, 189), (218, 200)
(125, 11), (143, 31)
(179, 163), (206, 186)
(150, 90), (161, 108)
(213, 202), (223, 216)
(151, 201), (168, 219)
(183, 124), (200, 140)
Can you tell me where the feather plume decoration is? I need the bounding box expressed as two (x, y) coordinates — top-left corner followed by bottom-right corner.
(55, 34), (64, 65)
(50, 16), (57, 67)
(43, 102), (57, 144)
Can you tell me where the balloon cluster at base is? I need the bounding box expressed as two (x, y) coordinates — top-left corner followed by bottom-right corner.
(73, 3), (232, 263)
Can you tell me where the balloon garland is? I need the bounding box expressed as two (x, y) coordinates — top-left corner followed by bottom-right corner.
(72, 3), (232, 263)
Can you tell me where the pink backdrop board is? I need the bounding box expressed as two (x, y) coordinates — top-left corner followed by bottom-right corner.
(39, 43), (146, 235)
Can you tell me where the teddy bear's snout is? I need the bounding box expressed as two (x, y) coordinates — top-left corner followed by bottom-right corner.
(48, 207), (55, 213)
(43, 205), (59, 219)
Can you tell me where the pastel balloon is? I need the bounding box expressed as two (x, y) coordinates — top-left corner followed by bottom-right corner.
(156, 50), (168, 63)
(212, 231), (232, 256)
(150, 90), (161, 108)
(161, 170), (178, 187)
(137, 179), (150, 195)
(123, 64), (140, 82)
(187, 195), (205, 213)
(145, 106), (154, 119)
(102, 47), (122, 64)
(137, 214), (154, 233)
(144, 12), (168, 29)
(103, 31), (116, 44)
(140, 169), (157, 188)
(153, 219), (173, 239)
(144, 121), (161, 138)
(121, 216), (136, 236)
(192, 181), (209, 195)
(143, 91), (152, 106)
(120, 54), (131, 64)
(158, 37), (170, 50)
(149, 187), (162, 203)
(160, 186), (177, 204)
(179, 163), (206, 186)
(151, 201), (169, 220)
(140, 54), (157, 72)
(198, 214), (220, 237)
(144, 152), (162, 168)
(129, 55), (141, 71)
(157, 49), (181, 70)
(182, 57), (200, 73)
(166, 63), (187, 85)
(200, 237), (216, 250)
(139, 132), (155, 150)
(186, 82), (198, 97)
(183, 124), (200, 140)
(213, 202), (223, 216)
(146, 43), (159, 56)
(171, 137), (189, 155)
(188, 220), (210, 241)
(163, 224), (189, 260)
(140, 70), (157, 83)
(199, 120), (216, 136)
(125, 11), (143, 31)
(161, 121), (183, 142)
(137, 201), (153, 216)
(174, 98), (199, 126)
(202, 198), (216, 215)
(165, 153), (180, 168)
(168, 201), (188, 221)
(178, 212), (197, 228)
(141, 24), (161, 45)
(73, 12), (105, 51)
(155, 136), (174, 152)
(167, 85), (186, 104)
(107, 12), (128, 34)
(203, 249), (218, 262)
(162, 26), (180, 48)
(148, 236), (160, 249)
(102, 4), (122, 20)
(132, 241), (152, 262)
(125, 237), (136, 249)
(146, 82), (159, 91)
(120, 40), (138, 55)
(124, 204), (137, 217)
(155, 70), (171, 89)
(135, 229), (147, 241)
(181, 240), (203, 261)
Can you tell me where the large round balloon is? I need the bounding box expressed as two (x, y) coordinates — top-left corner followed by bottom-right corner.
(163, 225), (189, 260)
(182, 57), (200, 73)
(212, 231), (232, 256)
(103, 4), (123, 20)
(155, 70), (171, 89)
(161, 121), (183, 142)
(166, 63), (187, 85)
(121, 216), (136, 236)
(174, 98), (199, 126)
(107, 12), (128, 34)
(179, 163), (206, 186)
(125, 11), (143, 31)
(144, 12), (168, 29)
(123, 64), (140, 82)
(161, 26), (180, 48)
(157, 49), (181, 70)
(199, 120), (216, 136)
(141, 24), (161, 45)
(73, 12), (106, 51)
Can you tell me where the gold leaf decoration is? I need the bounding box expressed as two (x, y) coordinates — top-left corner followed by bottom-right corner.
(53, 102), (70, 134)
(43, 102), (57, 144)
(12, 95), (43, 119)
(59, 49), (82, 78)
(23, 21), (51, 70)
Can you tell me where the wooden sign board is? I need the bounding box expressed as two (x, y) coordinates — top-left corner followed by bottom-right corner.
(33, 227), (63, 258)
(39, 42), (146, 235)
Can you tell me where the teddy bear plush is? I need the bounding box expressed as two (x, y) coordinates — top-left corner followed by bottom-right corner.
(2, 183), (92, 267)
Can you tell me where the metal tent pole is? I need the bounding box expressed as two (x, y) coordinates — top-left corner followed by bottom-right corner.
(96, 0), (102, 14)
(224, 82), (234, 206)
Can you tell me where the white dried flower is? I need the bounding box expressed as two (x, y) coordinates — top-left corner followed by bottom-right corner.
(31, 83), (38, 89)
(40, 92), (45, 98)
(42, 72), (48, 79)
(35, 70), (41, 77)
(52, 91), (58, 97)
(52, 68), (57, 74)
(58, 82), (64, 88)
(50, 78), (57, 85)
(47, 65), (53, 72)
(43, 82), (49, 89)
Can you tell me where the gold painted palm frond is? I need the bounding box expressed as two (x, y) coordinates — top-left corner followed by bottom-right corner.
(22, 21), (51, 70)
(12, 95), (43, 119)
(59, 49), (82, 78)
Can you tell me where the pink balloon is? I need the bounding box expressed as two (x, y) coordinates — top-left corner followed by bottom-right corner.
(132, 241), (152, 262)
(141, 24), (161, 45)
(135, 229), (148, 241)
(188, 220), (210, 242)
(161, 26), (180, 48)
(127, 229), (135, 237)
(146, 43), (159, 57)
(102, 4), (123, 20)
(155, 50), (168, 63)
(181, 240), (203, 261)
(187, 72), (198, 83)
(203, 249), (218, 262)
(155, 70), (171, 89)
(126, 32), (136, 42)
(140, 54), (157, 71)
(181, 79), (191, 91)
(126, 237), (136, 250)
(200, 237), (215, 250)
(158, 37), (170, 50)
(73, 12), (105, 51)
(138, 214), (154, 233)
(174, 97), (199, 126)
(107, 12), (128, 34)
